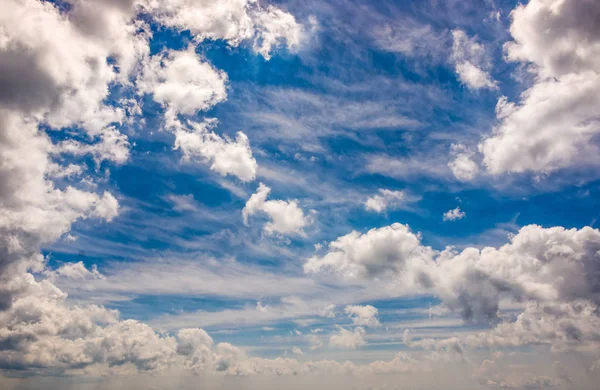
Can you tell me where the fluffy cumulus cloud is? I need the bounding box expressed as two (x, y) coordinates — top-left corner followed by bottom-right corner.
(4, 1), (600, 388)
(133, 1), (303, 180)
(56, 127), (132, 165)
(139, 48), (228, 115)
(0, 259), (465, 382)
(306, 223), (600, 324)
(467, 300), (600, 352)
(433, 225), (600, 322)
(0, 0), (134, 374)
(408, 300), (600, 356)
(302, 222), (600, 386)
(0, 276), (279, 376)
(45, 261), (104, 281)
(451, 30), (497, 90)
(173, 119), (258, 182)
(0, 1), (117, 124)
(137, 49), (258, 181)
(448, 143), (479, 182)
(344, 305), (380, 328)
(443, 207), (465, 221)
(243, 183), (311, 236)
(142, 0), (304, 60)
(0, 0), (146, 163)
(0, 0), (138, 312)
(329, 326), (366, 349)
(480, 0), (600, 174)
(364, 189), (418, 213)
(304, 223), (435, 284)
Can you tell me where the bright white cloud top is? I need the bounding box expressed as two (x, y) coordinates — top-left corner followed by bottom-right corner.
(243, 182), (311, 236)
(1, 0), (600, 389)
(443, 206), (465, 221)
(480, 0), (600, 174)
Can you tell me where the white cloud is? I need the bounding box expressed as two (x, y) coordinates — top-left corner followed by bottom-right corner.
(135, 45), (254, 183)
(306, 223), (600, 324)
(0, 274), (253, 375)
(433, 224), (600, 322)
(0, 0), (142, 310)
(466, 300), (600, 352)
(480, 0), (600, 174)
(0, 0), (139, 131)
(0, 111), (121, 310)
(443, 207), (466, 221)
(0, 0), (302, 374)
(344, 305), (380, 328)
(304, 223), (434, 283)
(89, 191), (120, 221)
(451, 30), (497, 90)
(503, 0), (600, 80)
(133, 1), (308, 184)
(167, 194), (200, 213)
(0, 0), (144, 167)
(329, 326), (366, 349)
(243, 183), (310, 236)
(142, 0), (304, 59)
(409, 300), (600, 354)
(252, 4), (304, 60)
(256, 301), (268, 313)
(56, 127), (131, 165)
(139, 48), (228, 116)
(364, 189), (418, 213)
(173, 119), (258, 182)
(2, 1), (600, 386)
(372, 21), (444, 58)
(320, 303), (337, 318)
(365, 154), (450, 181)
(448, 152), (479, 182)
(46, 262), (104, 281)
(455, 62), (498, 91)
(134, 3), (307, 183)
(291, 346), (304, 355)
(136, 47), (258, 183)
(50, 258), (323, 308)
(141, 0), (256, 45)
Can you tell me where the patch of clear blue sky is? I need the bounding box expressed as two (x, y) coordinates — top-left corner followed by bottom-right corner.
(42, 0), (600, 351)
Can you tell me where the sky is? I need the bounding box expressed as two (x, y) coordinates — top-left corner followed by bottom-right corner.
(1, 0), (600, 389)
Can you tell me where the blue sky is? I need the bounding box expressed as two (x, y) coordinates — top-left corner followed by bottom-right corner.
(2, 0), (600, 389)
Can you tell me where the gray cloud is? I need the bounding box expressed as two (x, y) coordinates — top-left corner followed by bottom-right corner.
(305, 223), (600, 323)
